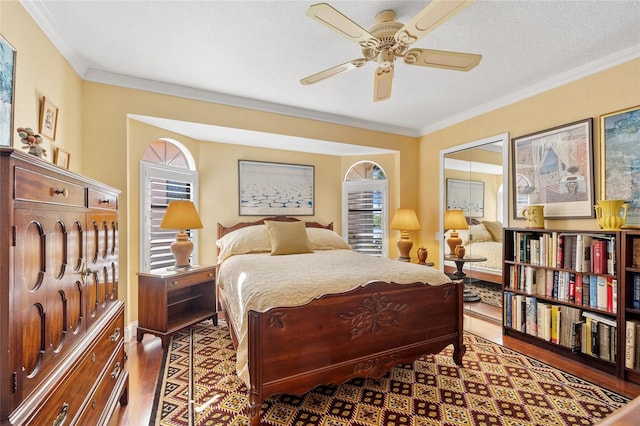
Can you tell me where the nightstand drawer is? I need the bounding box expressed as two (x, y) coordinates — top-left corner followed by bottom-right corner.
(166, 268), (215, 289)
(14, 166), (85, 206)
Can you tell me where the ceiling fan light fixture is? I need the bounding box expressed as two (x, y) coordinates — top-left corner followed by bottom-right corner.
(302, 1), (480, 101)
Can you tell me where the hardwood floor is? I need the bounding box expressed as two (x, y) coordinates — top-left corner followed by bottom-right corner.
(112, 304), (640, 425)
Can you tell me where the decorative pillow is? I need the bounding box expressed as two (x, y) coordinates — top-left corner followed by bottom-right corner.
(482, 220), (503, 242)
(264, 220), (313, 255)
(469, 223), (494, 243)
(215, 225), (271, 263)
(307, 227), (352, 250)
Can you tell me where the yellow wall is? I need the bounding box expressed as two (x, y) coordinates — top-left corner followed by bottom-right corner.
(419, 58), (640, 268)
(2, 1), (84, 169)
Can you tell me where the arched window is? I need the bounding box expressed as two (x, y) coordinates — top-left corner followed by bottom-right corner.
(140, 139), (199, 270)
(342, 161), (388, 257)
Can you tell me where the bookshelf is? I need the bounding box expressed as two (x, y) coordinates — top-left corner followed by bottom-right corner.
(622, 230), (640, 384)
(503, 227), (622, 378)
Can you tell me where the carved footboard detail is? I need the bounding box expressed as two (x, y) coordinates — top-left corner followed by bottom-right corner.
(246, 280), (465, 426)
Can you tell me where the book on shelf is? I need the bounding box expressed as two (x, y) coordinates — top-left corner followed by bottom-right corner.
(607, 238), (616, 275)
(571, 320), (584, 353)
(582, 311), (616, 360)
(551, 305), (561, 344)
(526, 297), (537, 336)
(504, 291), (513, 328)
(537, 301), (552, 341)
(599, 322), (611, 361)
(607, 277), (616, 314)
(574, 273), (583, 306)
(627, 320), (638, 369)
(592, 239), (608, 274)
(582, 274), (590, 307)
(588, 275), (598, 309)
(634, 274), (640, 310)
(568, 272), (576, 303)
(597, 275), (608, 311)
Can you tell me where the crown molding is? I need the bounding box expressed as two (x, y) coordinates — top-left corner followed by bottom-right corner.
(419, 44), (640, 136)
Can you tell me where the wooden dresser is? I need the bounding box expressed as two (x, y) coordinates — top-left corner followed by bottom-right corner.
(0, 148), (128, 425)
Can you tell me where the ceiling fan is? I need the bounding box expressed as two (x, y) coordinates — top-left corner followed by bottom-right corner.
(300, 0), (482, 102)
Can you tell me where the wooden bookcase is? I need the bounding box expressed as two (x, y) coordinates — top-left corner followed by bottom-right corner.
(622, 230), (640, 384)
(502, 227), (622, 379)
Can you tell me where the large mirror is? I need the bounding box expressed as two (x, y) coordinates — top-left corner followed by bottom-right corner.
(439, 133), (509, 322)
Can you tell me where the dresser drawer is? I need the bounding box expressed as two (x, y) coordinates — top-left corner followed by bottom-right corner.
(88, 188), (118, 210)
(89, 308), (125, 374)
(166, 267), (215, 290)
(76, 343), (126, 426)
(18, 306), (125, 426)
(14, 166), (85, 206)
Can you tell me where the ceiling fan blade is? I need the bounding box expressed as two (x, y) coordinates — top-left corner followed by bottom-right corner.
(373, 66), (393, 102)
(405, 48), (481, 71)
(395, 0), (474, 47)
(306, 3), (379, 48)
(300, 58), (367, 85)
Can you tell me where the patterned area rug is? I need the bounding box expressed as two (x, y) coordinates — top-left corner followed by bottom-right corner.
(151, 320), (629, 425)
(466, 281), (502, 308)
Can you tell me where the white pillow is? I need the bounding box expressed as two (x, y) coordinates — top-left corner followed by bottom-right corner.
(307, 227), (351, 250)
(216, 225), (271, 263)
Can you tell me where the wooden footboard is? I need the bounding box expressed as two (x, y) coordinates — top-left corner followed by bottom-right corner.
(244, 280), (465, 425)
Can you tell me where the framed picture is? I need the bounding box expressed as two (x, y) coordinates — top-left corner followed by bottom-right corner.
(446, 178), (484, 218)
(0, 34), (16, 147)
(39, 96), (59, 141)
(238, 160), (314, 216)
(512, 118), (595, 219)
(600, 105), (640, 226)
(54, 147), (70, 169)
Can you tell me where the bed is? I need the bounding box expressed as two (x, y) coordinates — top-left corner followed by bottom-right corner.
(444, 220), (504, 284)
(216, 216), (465, 425)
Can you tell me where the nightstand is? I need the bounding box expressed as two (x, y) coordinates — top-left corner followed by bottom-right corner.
(137, 264), (217, 348)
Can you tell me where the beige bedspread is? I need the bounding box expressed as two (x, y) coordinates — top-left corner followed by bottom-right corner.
(217, 249), (451, 386)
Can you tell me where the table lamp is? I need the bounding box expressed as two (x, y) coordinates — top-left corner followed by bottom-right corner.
(160, 200), (203, 268)
(390, 208), (421, 261)
(444, 209), (468, 255)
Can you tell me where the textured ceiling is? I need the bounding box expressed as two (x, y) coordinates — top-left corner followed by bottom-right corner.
(22, 0), (640, 151)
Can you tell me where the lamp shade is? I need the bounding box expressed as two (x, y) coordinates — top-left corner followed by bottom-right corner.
(160, 200), (203, 230)
(443, 209), (468, 231)
(390, 208), (421, 231)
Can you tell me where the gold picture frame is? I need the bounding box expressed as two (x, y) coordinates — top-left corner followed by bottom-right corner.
(39, 96), (59, 141)
(600, 105), (640, 227)
(54, 147), (70, 169)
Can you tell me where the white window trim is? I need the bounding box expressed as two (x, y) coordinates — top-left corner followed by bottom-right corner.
(139, 161), (199, 271)
(342, 178), (389, 258)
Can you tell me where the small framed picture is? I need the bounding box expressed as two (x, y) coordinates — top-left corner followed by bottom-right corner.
(39, 96), (59, 141)
(54, 147), (70, 169)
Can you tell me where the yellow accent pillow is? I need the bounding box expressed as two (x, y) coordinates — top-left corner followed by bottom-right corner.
(482, 221), (503, 242)
(264, 220), (313, 255)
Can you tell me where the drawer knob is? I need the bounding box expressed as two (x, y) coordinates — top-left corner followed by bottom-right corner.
(52, 402), (69, 426)
(110, 362), (121, 380)
(110, 327), (121, 342)
(91, 352), (96, 363)
(49, 187), (69, 198)
(91, 398), (96, 409)
(208, 273), (213, 277)
(171, 280), (179, 286)
(99, 199), (110, 204)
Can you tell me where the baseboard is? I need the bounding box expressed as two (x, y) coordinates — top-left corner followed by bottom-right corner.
(125, 320), (138, 342)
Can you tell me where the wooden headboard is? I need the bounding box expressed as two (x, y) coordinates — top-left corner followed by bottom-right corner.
(217, 215), (333, 239)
